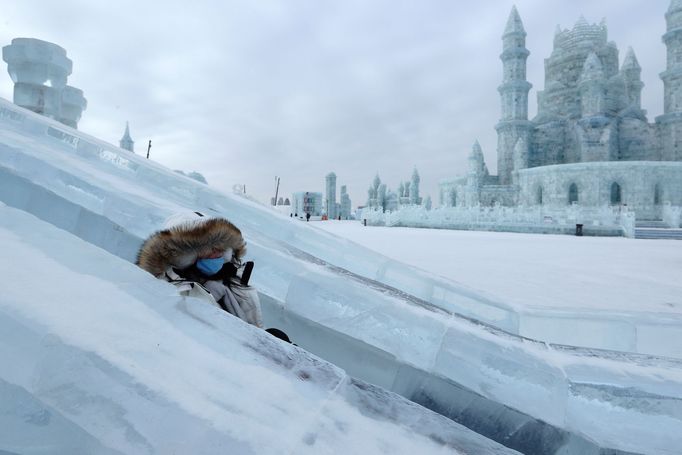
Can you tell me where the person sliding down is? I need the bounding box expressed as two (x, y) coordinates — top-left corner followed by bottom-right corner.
(135, 211), (264, 327)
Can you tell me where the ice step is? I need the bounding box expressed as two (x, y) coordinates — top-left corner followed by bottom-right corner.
(635, 220), (668, 228)
(634, 228), (682, 240)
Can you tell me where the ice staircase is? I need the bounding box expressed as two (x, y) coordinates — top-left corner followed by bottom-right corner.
(635, 220), (682, 240)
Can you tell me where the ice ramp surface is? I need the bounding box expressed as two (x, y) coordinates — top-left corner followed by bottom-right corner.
(0, 203), (518, 455)
(1, 98), (682, 454)
(0, 104), (680, 360)
(1, 97), (681, 360)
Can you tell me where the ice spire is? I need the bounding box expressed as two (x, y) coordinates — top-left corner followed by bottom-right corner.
(372, 173), (381, 191)
(579, 53), (607, 116)
(669, 0), (682, 14)
(666, 0), (682, 33)
(575, 15), (589, 28)
(621, 47), (644, 112)
(409, 167), (420, 205)
(621, 47), (641, 71)
(470, 140), (483, 158)
(504, 6), (525, 36)
(119, 121), (134, 152)
(469, 141), (486, 175)
(122, 122), (132, 140)
(498, 6), (531, 186)
(579, 52), (605, 82)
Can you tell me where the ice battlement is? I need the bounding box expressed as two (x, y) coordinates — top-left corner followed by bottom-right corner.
(553, 17), (609, 53)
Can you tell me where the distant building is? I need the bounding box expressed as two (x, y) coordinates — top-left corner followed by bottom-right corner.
(120, 122), (134, 152)
(439, 4), (682, 217)
(340, 185), (352, 219)
(325, 172), (337, 219)
(292, 191), (323, 217)
(367, 169), (422, 211)
(409, 167), (422, 205)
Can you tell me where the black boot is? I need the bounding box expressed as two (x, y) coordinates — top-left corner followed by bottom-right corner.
(266, 328), (292, 344)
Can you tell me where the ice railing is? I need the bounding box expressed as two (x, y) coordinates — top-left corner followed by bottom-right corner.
(0, 96), (680, 360)
(362, 204), (635, 237)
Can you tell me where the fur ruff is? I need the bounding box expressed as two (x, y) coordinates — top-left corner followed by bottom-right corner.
(136, 217), (246, 277)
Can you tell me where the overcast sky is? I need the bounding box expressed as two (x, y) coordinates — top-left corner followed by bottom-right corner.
(0, 1), (672, 207)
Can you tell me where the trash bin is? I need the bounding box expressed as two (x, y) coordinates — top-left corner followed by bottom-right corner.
(575, 223), (583, 236)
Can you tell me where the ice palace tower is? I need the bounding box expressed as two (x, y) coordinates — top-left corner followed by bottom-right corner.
(440, 2), (682, 220)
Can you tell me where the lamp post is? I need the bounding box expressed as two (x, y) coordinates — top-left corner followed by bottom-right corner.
(273, 176), (280, 206)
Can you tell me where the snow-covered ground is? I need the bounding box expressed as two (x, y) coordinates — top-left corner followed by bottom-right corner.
(314, 221), (682, 315)
(1, 97), (682, 454)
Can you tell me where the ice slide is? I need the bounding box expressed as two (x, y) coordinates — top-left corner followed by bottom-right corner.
(0, 203), (519, 455)
(0, 98), (681, 454)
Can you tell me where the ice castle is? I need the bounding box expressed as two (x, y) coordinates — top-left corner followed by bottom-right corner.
(440, 2), (682, 220)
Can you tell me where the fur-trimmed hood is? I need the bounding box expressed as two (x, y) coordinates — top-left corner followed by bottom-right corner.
(136, 217), (246, 277)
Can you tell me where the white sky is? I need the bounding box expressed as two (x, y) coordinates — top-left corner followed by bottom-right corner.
(0, 0), (671, 206)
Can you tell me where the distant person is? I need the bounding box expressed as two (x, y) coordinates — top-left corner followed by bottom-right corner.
(136, 212), (279, 335)
(306, 212), (311, 222)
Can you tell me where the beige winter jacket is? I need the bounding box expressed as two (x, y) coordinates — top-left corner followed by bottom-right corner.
(136, 215), (263, 328)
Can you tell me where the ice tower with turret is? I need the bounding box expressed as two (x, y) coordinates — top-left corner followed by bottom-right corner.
(440, 2), (682, 218)
(496, 6), (532, 186)
(657, 0), (682, 160)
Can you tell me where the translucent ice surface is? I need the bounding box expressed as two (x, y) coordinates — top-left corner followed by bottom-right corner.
(0, 98), (681, 454)
(0, 203), (519, 455)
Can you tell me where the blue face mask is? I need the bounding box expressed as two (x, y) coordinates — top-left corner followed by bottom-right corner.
(196, 257), (224, 276)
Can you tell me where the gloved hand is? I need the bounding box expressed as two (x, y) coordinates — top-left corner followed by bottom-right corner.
(203, 279), (227, 302)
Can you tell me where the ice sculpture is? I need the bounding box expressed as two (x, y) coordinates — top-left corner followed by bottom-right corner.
(438, 5), (682, 218)
(2, 38), (87, 129)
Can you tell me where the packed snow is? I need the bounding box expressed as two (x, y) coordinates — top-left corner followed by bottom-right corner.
(315, 221), (682, 315)
(1, 97), (681, 454)
(315, 220), (682, 358)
